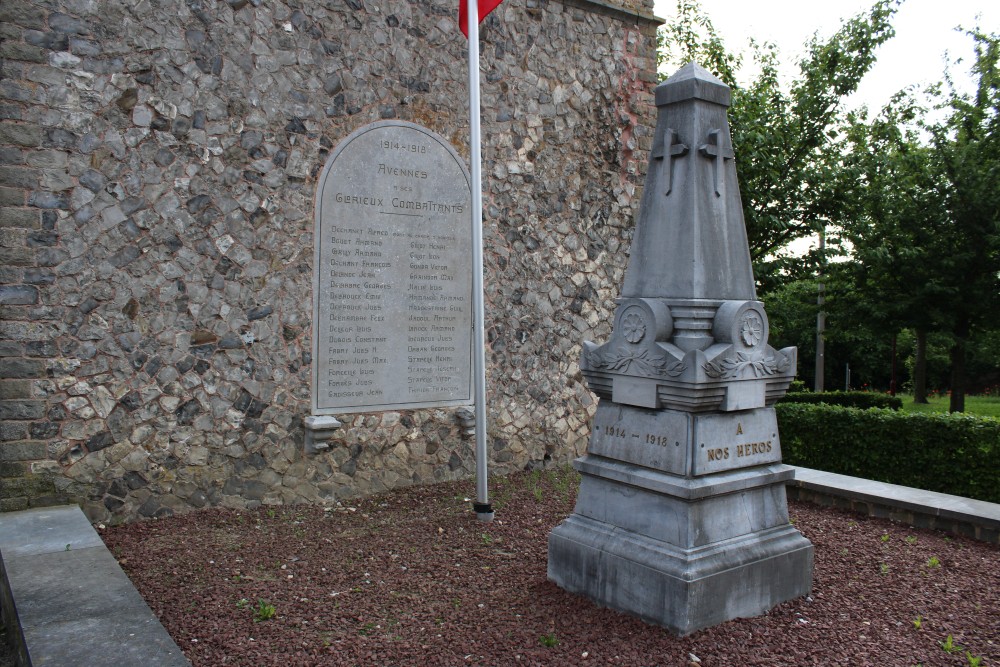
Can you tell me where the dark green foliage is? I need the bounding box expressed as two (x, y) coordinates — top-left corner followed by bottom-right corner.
(777, 403), (1000, 503)
(781, 391), (902, 410)
(838, 29), (1000, 410)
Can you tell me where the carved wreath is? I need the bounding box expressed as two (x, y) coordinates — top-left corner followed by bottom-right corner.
(585, 346), (685, 377)
(703, 351), (788, 380)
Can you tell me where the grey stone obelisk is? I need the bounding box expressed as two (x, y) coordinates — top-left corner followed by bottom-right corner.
(548, 63), (813, 635)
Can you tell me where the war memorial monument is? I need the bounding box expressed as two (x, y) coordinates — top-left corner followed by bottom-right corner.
(548, 62), (815, 635)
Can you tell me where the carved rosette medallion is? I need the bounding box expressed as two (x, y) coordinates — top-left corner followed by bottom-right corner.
(621, 310), (647, 343)
(740, 312), (764, 347)
(713, 300), (769, 351)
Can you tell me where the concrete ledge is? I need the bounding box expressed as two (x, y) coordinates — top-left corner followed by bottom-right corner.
(0, 505), (189, 666)
(788, 467), (1000, 544)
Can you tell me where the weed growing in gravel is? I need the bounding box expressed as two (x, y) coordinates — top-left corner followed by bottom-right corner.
(236, 598), (249, 610)
(528, 470), (545, 502)
(540, 633), (558, 647)
(488, 476), (513, 509)
(879, 562), (890, 575)
(939, 634), (964, 654)
(905, 535), (918, 545)
(966, 652), (983, 667)
(926, 556), (941, 568)
(912, 615), (922, 629)
(880, 533), (890, 543)
(253, 599), (276, 622)
(552, 466), (580, 500)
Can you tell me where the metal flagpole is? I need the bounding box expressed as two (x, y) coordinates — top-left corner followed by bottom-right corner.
(467, 0), (493, 522)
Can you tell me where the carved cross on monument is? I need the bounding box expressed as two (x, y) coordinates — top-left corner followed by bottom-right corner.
(698, 128), (733, 197)
(652, 127), (689, 196)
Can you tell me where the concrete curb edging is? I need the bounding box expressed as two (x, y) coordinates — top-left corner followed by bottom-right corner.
(788, 466), (1000, 545)
(0, 506), (190, 667)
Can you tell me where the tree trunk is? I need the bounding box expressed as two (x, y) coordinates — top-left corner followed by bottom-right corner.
(948, 324), (969, 413)
(913, 329), (929, 403)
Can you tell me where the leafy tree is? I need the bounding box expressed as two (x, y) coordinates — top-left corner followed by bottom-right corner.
(839, 30), (1000, 410)
(922, 30), (1000, 411)
(836, 94), (949, 402)
(657, 0), (898, 291)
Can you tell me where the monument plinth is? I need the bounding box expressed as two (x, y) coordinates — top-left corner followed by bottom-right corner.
(548, 62), (813, 635)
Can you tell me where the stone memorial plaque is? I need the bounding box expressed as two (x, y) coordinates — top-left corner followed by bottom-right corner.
(312, 121), (473, 414)
(691, 409), (782, 475)
(588, 402), (689, 475)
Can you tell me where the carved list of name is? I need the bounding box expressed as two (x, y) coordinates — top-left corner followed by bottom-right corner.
(312, 121), (473, 413)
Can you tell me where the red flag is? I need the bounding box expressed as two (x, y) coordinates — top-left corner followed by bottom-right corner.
(460, 0), (503, 37)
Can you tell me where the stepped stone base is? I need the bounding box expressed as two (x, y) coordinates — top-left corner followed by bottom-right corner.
(548, 456), (813, 635)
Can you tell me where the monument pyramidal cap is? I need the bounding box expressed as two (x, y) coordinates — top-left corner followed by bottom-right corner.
(581, 61), (797, 413)
(548, 62), (814, 636)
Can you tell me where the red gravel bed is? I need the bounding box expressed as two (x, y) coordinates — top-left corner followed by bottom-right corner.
(101, 468), (999, 666)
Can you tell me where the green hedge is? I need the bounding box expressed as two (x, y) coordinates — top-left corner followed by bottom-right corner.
(781, 391), (903, 411)
(777, 403), (1000, 504)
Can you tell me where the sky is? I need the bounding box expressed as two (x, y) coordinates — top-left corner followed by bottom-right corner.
(651, 0), (1000, 114)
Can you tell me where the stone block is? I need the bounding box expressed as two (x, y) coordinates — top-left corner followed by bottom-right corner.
(0, 122), (43, 147)
(0, 227), (25, 246)
(0, 358), (46, 378)
(0, 285), (38, 304)
(0, 440), (47, 461)
(22, 267), (53, 283)
(48, 12), (91, 35)
(27, 191), (69, 209)
(0, 82), (32, 103)
(0, 342), (24, 357)
(0, 42), (47, 63)
(0, 247), (34, 265)
(0, 400), (46, 419)
(0, 379), (32, 399)
(0, 460), (27, 477)
(0, 208), (40, 228)
(0, 4), (47, 28)
(0, 166), (38, 189)
(0, 497), (29, 511)
(0, 474), (56, 497)
(0, 421), (29, 441)
(0, 186), (25, 206)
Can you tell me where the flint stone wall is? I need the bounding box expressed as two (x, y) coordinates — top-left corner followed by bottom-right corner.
(0, 0), (660, 521)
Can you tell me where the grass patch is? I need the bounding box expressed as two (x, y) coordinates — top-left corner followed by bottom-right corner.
(898, 394), (1000, 418)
